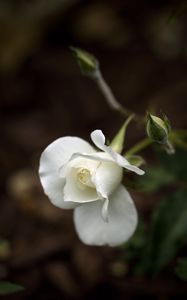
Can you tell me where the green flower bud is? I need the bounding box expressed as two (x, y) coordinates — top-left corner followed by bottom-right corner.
(146, 113), (171, 144)
(70, 47), (99, 75)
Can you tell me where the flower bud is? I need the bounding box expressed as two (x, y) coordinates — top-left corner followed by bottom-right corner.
(70, 47), (99, 75)
(146, 113), (171, 144)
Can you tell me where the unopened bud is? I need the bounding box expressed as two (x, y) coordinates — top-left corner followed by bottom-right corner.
(146, 113), (171, 144)
(70, 47), (99, 75)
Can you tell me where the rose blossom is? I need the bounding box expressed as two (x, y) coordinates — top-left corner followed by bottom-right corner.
(39, 130), (144, 246)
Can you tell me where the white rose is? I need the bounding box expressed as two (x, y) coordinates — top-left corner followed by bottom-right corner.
(39, 130), (144, 246)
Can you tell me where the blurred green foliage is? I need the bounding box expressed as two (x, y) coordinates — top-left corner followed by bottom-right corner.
(121, 148), (187, 278)
(0, 281), (24, 295)
(0, 239), (11, 260)
(139, 148), (187, 192)
(175, 258), (187, 281)
(142, 188), (187, 275)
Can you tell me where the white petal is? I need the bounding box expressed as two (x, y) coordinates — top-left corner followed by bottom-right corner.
(69, 151), (113, 163)
(122, 163), (145, 175)
(109, 152), (145, 175)
(39, 136), (95, 209)
(93, 160), (123, 198)
(71, 146), (143, 176)
(64, 167), (99, 203)
(91, 130), (106, 151)
(74, 184), (138, 246)
(90, 130), (144, 176)
(101, 197), (109, 222)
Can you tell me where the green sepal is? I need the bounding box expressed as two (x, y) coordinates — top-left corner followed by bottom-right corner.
(110, 115), (134, 153)
(162, 113), (171, 134)
(70, 47), (99, 75)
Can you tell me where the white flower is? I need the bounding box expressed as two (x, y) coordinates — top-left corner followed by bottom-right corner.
(39, 130), (144, 246)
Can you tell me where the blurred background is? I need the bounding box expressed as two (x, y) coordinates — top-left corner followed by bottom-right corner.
(1, 0), (187, 299)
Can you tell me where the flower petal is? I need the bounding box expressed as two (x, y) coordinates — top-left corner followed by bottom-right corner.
(73, 184), (138, 246)
(109, 152), (145, 175)
(90, 130), (144, 176)
(69, 151), (113, 163)
(39, 136), (95, 209)
(64, 167), (99, 203)
(101, 197), (109, 222)
(91, 130), (106, 151)
(92, 160), (122, 198)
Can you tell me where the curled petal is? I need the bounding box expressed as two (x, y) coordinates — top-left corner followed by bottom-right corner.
(69, 151), (113, 163)
(91, 130), (144, 176)
(91, 130), (106, 151)
(92, 160), (122, 199)
(39, 136), (95, 209)
(109, 152), (145, 175)
(73, 184), (138, 246)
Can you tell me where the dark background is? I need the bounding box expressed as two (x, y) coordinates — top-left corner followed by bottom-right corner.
(0, 0), (187, 299)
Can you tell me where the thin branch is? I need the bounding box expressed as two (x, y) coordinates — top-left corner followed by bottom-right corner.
(124, 138), (152, 156)
(92, 70), (144, 123)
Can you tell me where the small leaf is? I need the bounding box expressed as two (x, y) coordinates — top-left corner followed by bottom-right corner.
(0, 281), (24, 295)
(110, 115), (134, 153)
(175, 258), (187, 281)
(125, 154), (145, 167)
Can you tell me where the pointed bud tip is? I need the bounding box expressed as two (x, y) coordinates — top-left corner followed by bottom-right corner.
(70, 46), (99, 75)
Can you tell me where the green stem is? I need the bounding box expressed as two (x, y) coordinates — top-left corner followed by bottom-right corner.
(124, 138), (152, 156)
(172, 129), (187, 138)
(93, 70), (144, 123)
(164, 140), (175, 154)
(164, 130), (187, 153)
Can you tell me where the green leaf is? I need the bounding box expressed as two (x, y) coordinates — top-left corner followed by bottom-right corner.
(0, 281), (24, 295)
(142, 189), (187, 275)
(110, 115), (134, 153)
(175, 258), (187, 281)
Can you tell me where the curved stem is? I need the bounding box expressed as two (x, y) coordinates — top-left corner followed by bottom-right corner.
(93, 70), (144, 123)
(124, 138), (152, 156)
(164, 140), (175, 154)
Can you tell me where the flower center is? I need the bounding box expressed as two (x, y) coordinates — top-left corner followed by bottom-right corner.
(77, 168), (95, 188)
